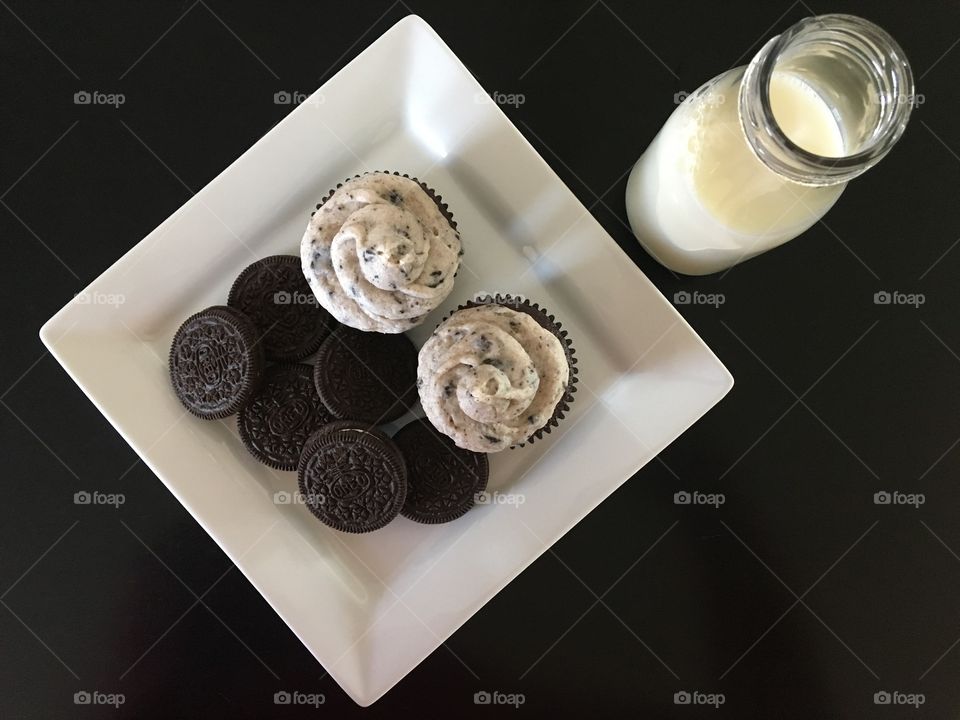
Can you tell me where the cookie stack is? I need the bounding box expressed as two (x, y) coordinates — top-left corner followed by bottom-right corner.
(170, 252), (487, 533)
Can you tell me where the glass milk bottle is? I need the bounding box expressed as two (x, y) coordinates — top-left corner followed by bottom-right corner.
(625, 14), (914, 275)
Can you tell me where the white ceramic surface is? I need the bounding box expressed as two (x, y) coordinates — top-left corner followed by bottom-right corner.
(39, 15), (733, 706)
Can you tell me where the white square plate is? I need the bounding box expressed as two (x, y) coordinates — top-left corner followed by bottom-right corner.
(40, 15), (732, 706)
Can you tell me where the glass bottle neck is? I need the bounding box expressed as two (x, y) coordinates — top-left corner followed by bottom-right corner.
(739, 14), (914, 187)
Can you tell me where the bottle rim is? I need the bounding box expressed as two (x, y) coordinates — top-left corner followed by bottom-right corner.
(739, 14), (915, 186)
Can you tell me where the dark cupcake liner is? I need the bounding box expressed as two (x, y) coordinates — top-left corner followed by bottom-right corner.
(440, 293), (578, 448)
(309, 171), (458, 237)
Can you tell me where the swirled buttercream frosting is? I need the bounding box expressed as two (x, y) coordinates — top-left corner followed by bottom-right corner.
(417, 304), (569, 452)
(301, 173), (461, 333)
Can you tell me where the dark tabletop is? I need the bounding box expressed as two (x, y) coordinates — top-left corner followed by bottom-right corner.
(2, 1), (959, 717)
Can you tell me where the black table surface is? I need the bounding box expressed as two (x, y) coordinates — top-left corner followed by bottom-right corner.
(2, 1), (958, 717)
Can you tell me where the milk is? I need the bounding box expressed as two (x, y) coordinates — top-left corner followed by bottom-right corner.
(625, 70), (847, 275)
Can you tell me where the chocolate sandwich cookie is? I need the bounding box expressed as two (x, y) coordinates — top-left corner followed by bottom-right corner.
(238, 363), (335, 471)
(313, 327), (419, 424)
(297, 424), (408, 533)
(169, 305), (264, 419)
(228, 255), (337, 361)
(393, 419), (489, 524)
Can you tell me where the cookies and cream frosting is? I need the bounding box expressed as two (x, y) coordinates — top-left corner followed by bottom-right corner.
(417, 304), (569, 452)
(301, 173), (461, 333)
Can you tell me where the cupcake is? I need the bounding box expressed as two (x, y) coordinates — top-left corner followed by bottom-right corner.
(417, 295), (577, 452)
(301, 172), (461, 333)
